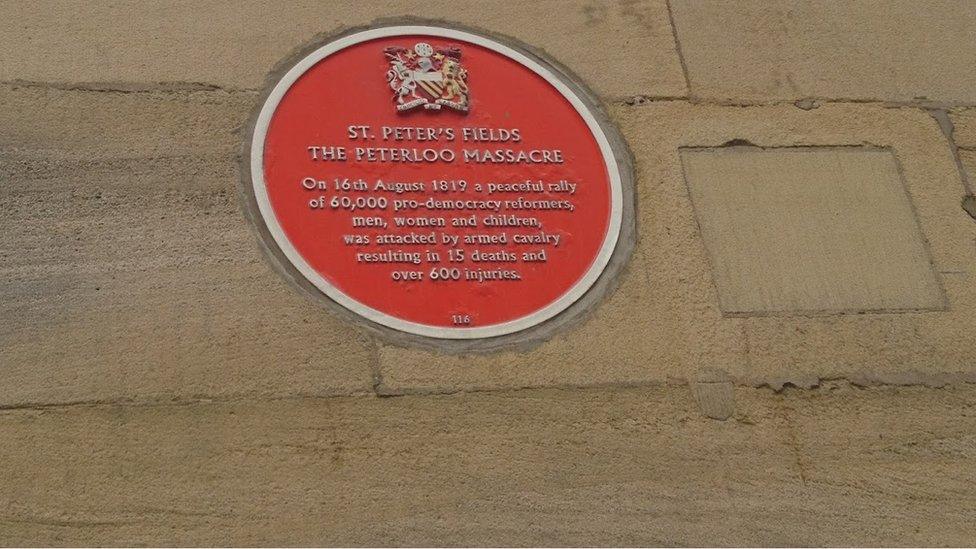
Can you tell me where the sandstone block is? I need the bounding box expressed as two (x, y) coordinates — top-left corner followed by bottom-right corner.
(670, 0), (976, 104)
(0, 87), (375, 406)
(0, 1), (685, 100)
(0, 385), (974, 546)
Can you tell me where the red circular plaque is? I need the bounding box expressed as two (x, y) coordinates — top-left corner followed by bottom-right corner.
(248, 26), (626, 339)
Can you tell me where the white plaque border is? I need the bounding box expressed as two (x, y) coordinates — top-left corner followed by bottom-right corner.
(249, 25), (626, 340)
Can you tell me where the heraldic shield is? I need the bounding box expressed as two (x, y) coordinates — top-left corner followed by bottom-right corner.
(385, 42), (470, 112)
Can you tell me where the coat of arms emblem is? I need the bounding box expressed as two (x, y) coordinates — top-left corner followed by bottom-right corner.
(385, 42), (469, 113)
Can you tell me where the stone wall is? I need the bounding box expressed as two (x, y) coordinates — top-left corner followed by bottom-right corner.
(2, 1), (974, 545)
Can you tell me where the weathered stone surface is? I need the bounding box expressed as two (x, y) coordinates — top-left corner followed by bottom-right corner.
(962, 148), (976, 179)
(2, 3), (975, 546)
(960, 150), (976, 218)
(964, 195), (976, 221)
(692, 381), (735, 420)
(680, 147), (944, 314)
(0, 1), (685, 100)
(379, 102), (976, 392)
(5, 85), (972, 402)
(949, 108), (976, 149)
(0, 385), (974, 546)
(0, 85), (254, 160)
(0, 86), (375, 405)
(669, 0), (976, 104)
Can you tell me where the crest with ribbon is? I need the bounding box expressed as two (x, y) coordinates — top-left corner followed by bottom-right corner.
(385, 42), (470, 112)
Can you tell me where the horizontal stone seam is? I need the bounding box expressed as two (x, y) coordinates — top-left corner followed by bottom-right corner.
(7, 79), (976, 110)
(0, 79), (260, 95)
(1, 376), (974, 413)
(382, 374), (976, 397)
(616, 94), (976, 110)
(1, 507), (236, 527)
(0, 152), (236, 166)
(0, 390), (377, 413)
(742, 373), (976, 392)
(377, 379), (680, 398)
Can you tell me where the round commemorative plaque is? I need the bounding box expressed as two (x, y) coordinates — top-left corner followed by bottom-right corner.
(245, 24), (632, 340)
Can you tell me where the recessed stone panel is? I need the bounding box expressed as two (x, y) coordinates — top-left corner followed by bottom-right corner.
(680, 147), (945, 315)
